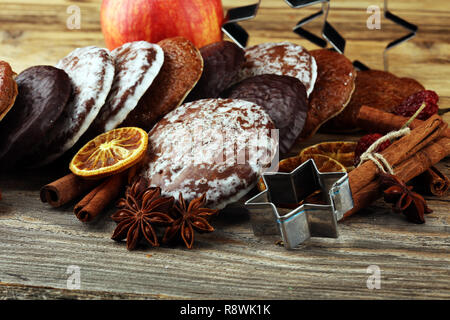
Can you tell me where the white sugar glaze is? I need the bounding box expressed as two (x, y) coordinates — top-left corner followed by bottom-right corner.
(142, 98), (278, 209)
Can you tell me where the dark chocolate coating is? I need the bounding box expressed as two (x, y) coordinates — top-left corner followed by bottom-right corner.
(222, 74), (308, 154)
(0, 65), (71, 163)
(186, 41), (245, 102)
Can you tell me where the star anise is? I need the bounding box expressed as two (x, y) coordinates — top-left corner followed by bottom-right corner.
(111, 178), (174, 250)
(118, 176), (149, 203)
(380, 172), (433, 224)
(162, 193), (218, 249)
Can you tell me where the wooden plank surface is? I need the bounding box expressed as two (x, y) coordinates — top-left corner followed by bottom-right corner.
(0, 0), (449, 300)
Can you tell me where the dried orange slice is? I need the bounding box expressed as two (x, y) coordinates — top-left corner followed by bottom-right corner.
(70, 127), (148, 179)
(257, 154), (346, 191)
(299, 141), (357, 172)
(299, 154), (346, 173)
(257, 156), (301, 191)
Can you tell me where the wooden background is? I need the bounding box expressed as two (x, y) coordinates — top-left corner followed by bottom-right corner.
(0, 0), (449, 300)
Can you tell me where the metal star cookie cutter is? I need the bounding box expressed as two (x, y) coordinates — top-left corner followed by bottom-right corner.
(245, 159), (353, 249)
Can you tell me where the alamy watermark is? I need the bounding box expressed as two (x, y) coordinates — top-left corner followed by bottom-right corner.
(66, 265), (81, 290)
(367, 5), (381, 30)
(67, 5), (81, 30)
(154, 126), (280, 173)
(366, 265), (381, 290)
(65, 5), (382, 33)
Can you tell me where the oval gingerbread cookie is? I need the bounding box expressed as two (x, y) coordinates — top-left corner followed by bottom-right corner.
(325, 69), (424, 131)
(300, 49), (356, 139)
(0, 61), (18, 122)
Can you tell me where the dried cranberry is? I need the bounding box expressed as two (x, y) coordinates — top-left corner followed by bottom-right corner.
(393, 90), (439, 120)
(354, 133), (391, 165)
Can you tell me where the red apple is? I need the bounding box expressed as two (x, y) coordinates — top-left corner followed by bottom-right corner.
(101, 0), (224, 50)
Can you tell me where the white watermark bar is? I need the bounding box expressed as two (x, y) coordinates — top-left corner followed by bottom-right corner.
(159, 126), (280, 173)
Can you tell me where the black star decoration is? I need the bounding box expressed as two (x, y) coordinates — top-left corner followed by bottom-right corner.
(222, 0), (418, 71)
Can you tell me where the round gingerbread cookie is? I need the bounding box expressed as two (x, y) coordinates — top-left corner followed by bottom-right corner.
(236, 42), (317, 96)
(0, 66), (72, 164)
(0, 61), (18, 122)
(300, 49), (356, 139)
(37, 46), (115, 165)
(89, 41), (164, 135)
(140, 98), (278, 209)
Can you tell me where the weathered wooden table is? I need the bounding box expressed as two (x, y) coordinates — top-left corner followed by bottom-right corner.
(0, 0), (449, 299)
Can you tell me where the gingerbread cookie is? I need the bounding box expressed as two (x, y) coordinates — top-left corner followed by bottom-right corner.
(222, 74), (308, 154)
(0, 61), (18, 122)
(325, 69), (424, 131)
(37, 46), (115, 165)
(141, 98), (278, 209)
(120, 37), (203, 131)
(236, 42), (317, 96)
(90, 41), (164, 135)
(300, 49), (356, 139)
(186, 41), (245, 101)
(0, 66), (72, 164)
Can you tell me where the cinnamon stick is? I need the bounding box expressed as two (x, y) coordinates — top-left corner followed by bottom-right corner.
(356, 105), (450, 137)
(74, 172), (127, 222)
(411, 166), (449, 197)
(344, 136), (450, 218)
(40, 173), (101, 207)
(356, 106), (449, 196)
(350, 114), (448, 196)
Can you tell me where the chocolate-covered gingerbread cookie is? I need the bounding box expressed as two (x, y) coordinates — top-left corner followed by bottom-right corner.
(0, 66), (72, 164)
(186, 41), (245, 101)
(222, 74), (308, 153)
